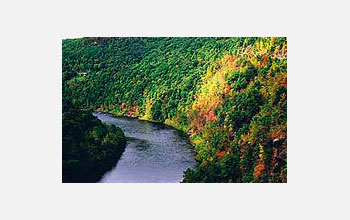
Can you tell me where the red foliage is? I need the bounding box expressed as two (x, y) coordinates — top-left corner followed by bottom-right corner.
(126, 105), (138, 116)
(216, 150), (226, 160)
(195, 119), (204, 131)
(253, 163), (265, 179)
(273, 129), (282, 140)
(272, 125), (287, 140)
(223, 85), (231, 96)
(282, 73), (287, 88)
(228, 55), (235, 62)
(205, 110), (217, 123)
(262, 54), (268, 68)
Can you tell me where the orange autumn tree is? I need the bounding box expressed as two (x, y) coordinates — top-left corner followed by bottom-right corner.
(63, 37), (287, 183)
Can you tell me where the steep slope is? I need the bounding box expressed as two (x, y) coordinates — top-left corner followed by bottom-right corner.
(62, 37), (287, 182)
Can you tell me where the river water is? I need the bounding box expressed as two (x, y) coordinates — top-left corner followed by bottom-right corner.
(93, 112), (198, 183)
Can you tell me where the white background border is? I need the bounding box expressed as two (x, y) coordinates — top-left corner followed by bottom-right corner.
(1, 0), (349, 219)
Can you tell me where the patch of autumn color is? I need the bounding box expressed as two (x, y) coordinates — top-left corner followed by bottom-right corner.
(253, 144), (265, 179)
(273, 43), (287, 60)
(223, 85), (231, 96)
(268, 72), (287, 104)
(121, 102), (125, 110)
(228, 55), (235, 62)
(260, 87), (268, 100)
(275, 73), (287, 85)
(216, 150), (226, 160)
(262, 54), (268, 68)
(126, 105), (138, 117)
(205, 110), (217, 123)
(141, 98), (153, 120)
(273, 129), (282, 140)
(241, 133), (249, 142)
(253, 163), (265, 179)
(190, 53), (240, 133)
(272, 124), (287, 140)
(217, 54), (239, 71)
(189, 113), (204, 132)
(282, 73), (287, 88)
(239, 38), (286, 71)
(223, 54), (237, 70)
(282, 43), (287, 53)
(190, 65), (228, 132)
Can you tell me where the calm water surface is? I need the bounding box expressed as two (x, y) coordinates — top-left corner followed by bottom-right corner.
(93, 112), (198, 183)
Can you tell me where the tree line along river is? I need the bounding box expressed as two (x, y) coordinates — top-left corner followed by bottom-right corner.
(93, 112), (198, 183)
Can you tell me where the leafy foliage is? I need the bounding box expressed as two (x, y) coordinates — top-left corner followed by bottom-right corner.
(62, 100), (126, 183)
(62, 37), (287, 183)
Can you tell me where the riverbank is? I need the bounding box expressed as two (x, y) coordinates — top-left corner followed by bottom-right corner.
(63, 37), (287, 182)
(93, 112), (198, 183)
(62, 104), (127, 183)
(94, 110), (196, 154)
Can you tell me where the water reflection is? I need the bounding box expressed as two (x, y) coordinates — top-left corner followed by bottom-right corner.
(93, 112), (198, 183)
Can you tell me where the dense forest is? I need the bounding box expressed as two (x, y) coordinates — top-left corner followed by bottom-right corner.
(62, 100), (126, 182)
(62, 37), (287, 183)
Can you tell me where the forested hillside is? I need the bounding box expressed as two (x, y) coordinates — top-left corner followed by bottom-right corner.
(62, 37), (287, 183)
(62, 100), (126, 182)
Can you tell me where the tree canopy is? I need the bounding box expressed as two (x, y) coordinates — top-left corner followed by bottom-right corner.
(62, 37), (287, 183)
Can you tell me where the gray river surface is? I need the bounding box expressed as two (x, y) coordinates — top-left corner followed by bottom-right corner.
(93, 112), (198, 183)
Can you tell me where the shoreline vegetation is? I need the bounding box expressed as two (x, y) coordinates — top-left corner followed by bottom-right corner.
(62, 102), (126, 183)
(63, 37), (287, 183)
(94, 110), (201, 161)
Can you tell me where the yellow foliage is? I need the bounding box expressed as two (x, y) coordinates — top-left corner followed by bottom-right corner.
(191, 135), (204, 146)
(191, 64), (228, 130)
(141, 98), (153, 120)
(164, 118), (187, 132)
(253, 144), (266, 179)
(258, 144), (264, 159)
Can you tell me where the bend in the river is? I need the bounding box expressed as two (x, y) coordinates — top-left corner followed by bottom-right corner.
(93, 112), (198, 183)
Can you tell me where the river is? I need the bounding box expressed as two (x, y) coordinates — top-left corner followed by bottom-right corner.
(92, 112), (198, 183)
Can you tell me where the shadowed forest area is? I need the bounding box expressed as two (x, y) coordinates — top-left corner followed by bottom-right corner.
(62, 37), (287, 183)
